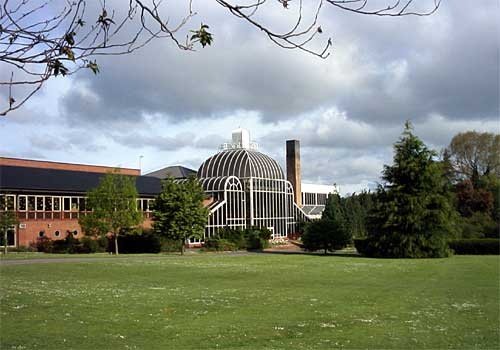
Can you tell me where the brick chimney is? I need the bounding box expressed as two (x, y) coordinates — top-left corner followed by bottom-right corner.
(286, 140), (302, 206)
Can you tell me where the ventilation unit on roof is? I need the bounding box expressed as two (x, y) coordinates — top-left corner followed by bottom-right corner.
(219, 128), (258, 151)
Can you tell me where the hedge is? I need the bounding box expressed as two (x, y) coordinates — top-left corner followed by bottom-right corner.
(354, 238), (499, 256)
(449, 239), (499, 255)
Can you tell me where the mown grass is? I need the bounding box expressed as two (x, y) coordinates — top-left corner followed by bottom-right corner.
(1, 254), (498, 349)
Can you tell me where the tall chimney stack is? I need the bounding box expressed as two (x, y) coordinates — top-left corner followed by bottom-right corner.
(286, 140), (302, 206)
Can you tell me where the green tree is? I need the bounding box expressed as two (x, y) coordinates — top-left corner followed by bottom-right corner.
(79, 171), (143, 255)
(0, 210), (19, 255)
(302, 194), (351, 254)
(366, 122), (454, 258)
(342, 191), (374, 238)
(152, 177), (208, 255)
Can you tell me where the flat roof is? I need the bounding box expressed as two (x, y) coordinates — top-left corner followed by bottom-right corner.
(0, 165), (160, 196)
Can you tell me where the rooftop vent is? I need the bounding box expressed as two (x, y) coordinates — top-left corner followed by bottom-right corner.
(219, 128), (258, 150)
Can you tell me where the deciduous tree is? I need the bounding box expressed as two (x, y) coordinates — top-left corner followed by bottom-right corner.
(0, 210), (18, 254)
(447, 131), (500, 184)
(152, 177), (208, 255)
(79, 171), (143, 255)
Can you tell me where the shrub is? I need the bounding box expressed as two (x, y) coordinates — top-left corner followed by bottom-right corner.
(354, 238), (369, 255)
(117, 231), (161, 253)
(449, 239), (499, 255)
(96, 236), (109, 252)
(160, 238), (183, 252)
(8, 245), (36, 253)
(302, 219), (351, 254)
(244, 227), (271, 250)
(80, 236), (99, 253)
(458, 212), (498, 239)
(217, 227), (247, 249)
(33, 236), (53, 253)
(203, 238), (237, 251)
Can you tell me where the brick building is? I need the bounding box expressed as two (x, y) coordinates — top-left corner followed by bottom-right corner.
(0, 157), (161, 247)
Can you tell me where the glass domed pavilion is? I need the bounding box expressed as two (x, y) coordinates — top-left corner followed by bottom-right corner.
(197, 129), (307, 240)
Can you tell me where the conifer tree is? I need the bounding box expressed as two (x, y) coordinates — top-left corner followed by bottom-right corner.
(366, 122), (454, 258)
(302, 194), (351, 254)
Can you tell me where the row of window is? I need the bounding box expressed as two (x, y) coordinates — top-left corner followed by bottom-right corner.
(302, 192), (329, 206)
(1, 195), (154, 212)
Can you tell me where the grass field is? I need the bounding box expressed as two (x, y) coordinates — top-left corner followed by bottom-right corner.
(1, 253), (498, 349)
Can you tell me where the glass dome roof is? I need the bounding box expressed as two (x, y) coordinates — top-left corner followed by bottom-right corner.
(198, 149), (285, 180)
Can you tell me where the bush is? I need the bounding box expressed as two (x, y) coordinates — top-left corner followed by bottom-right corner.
(449, 239), (499, 255)
(33, 236), (53, 253)
(354, 238), (369, 255)
(80, 236), (100, 253)
(302, 219), (351, 254)
(203, 238), (237, 251)
(8, 245), (36, 253)
(217, 227), (247, 249)
(117, 231), (161, 253)
(160, 238), (183, 252)
(244, 227), (271, 250)
(458, 212), (498, 239)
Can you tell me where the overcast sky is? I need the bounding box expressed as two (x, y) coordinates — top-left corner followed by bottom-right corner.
(1, 1), (498, 195)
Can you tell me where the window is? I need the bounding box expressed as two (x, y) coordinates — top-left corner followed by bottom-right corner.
(3, 195), (15, 211)
(36, 196), (44, 211)
(45, 197), (52, 211)
(63, 197), (71, 211)
(18, 196), (27, 211)
(79, 198), (86, 212)
(53, 197), (61, 211)
(71, 197), (79, 211)
(54, 230), (60, 237)
(0, 227), (15, 246)
(38, 231), (45, 238)
(28, 196), (35, 211)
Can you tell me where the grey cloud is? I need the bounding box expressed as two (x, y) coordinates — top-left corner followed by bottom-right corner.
(58, 1), (498, 128)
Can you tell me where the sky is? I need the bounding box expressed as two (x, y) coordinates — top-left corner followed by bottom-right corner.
(1, 1), (498, 195)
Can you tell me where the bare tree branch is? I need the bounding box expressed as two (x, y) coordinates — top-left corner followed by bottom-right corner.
(0, 0), (441, 116)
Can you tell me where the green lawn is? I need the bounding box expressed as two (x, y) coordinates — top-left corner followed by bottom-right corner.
(1, 254), (498, 349)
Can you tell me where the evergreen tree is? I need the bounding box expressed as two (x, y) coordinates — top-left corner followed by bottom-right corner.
(302, 194), (351, 254)
(152, 177), (208, 255)
(79, 171), (143, 255)
(366, 122), (454, 258)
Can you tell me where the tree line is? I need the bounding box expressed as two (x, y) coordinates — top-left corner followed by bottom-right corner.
(301, 124), (499, 257)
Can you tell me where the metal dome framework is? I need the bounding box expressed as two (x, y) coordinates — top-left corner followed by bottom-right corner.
(197, 149), (307, 240)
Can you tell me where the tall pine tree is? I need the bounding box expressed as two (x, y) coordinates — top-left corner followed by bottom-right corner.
(366, 122), (454, 258)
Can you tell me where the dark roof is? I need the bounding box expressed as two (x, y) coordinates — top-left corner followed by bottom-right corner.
(146, 165), (197, 179)
(0, 165), (161, 196)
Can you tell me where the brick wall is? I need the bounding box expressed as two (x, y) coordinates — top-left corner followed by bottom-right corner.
(16, 217), (154, 247)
